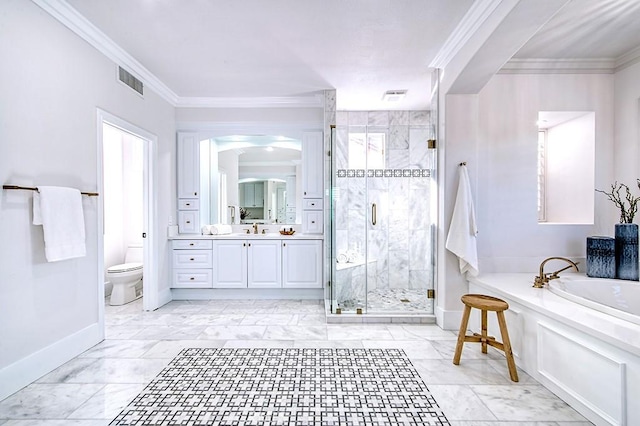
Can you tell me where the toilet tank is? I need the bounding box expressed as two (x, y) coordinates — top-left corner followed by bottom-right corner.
(124, 243), (143, 264)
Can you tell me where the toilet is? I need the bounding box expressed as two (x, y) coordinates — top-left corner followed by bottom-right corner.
(107, 243), (143, 306)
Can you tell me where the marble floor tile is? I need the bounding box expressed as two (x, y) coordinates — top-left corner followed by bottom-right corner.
(0, 384), (103, 419)
(427, 384), (498, 421)
(0, 298), (592, 425)
(38, 358), (169, 384)
(471, 385), (587, 422)
(67, 383), (145, 420)
(198, 325), (266, 340)
(263, 325), (328, 340)
(326, 324), (395, 340)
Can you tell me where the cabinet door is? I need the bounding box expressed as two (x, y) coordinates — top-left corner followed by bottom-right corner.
(302, 210), (323, 234)
(178, 210), (200, 234)
(302, 131), (323, 198)
(282, 239), (322, 288)
(247, 240), (281, 288)
(212, 240), (247, 288)
(254, 182), (264, 207)
(177, 132), (200, 199)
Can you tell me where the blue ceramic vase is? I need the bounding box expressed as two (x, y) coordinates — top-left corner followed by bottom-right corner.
(615, 223), (639, 281)
(586, 236), (615, 278)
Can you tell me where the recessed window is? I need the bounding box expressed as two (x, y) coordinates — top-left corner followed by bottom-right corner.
(537, 111), (595, 224)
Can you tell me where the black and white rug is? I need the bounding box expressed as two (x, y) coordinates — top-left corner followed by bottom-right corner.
(110, 347), (449, 426)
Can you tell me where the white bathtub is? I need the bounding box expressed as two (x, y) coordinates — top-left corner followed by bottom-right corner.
(549, 275), (640, 325)
(468, 273), (640, 426)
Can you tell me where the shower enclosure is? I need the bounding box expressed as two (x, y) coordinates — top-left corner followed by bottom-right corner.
(329, 111), (437, 315)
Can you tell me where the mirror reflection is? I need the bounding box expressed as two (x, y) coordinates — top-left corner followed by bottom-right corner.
(203, 135), (303, 225)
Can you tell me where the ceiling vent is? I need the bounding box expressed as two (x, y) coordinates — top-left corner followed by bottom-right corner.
(382, 90), (407, 102)
(118, 66), (143, 96)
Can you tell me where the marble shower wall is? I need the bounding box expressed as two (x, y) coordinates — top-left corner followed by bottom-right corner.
(333, 110), (436, 308)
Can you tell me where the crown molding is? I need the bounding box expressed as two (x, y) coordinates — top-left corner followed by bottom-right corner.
(429, 0), (503, 69)
(175, 94), (325, 109)
(31, 0), (180, 105)
(32, 0), (326, 109)
(499, 58), (615, 74)
(615, 45), (640, 72)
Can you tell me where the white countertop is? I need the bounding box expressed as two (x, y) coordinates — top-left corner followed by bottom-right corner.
(170, 233), (324, 240)
(469, 273), (640, 356)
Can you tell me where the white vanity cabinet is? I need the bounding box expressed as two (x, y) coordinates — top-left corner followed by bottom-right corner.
(301, 132), (323, 198)
(172, 240), (212, 288)
(211, 239), (281, 288)
(282, 239), (322, 288)
(247, 240), (281, 288)
(177, 133), (200, 233)
(171, 238), (322, 291)
(301, 131), (324, 234)
(211, 240), (247, 288)
(240, 182), (265, 208)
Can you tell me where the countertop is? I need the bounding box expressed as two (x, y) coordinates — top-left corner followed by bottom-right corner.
(169, 233), (324, 240)
(469, 273), (640, 356)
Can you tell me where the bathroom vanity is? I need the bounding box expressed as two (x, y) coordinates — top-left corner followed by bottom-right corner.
(170, 234), (323, 298)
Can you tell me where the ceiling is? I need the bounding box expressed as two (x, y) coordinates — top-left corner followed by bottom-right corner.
(62, 0), (640, 110)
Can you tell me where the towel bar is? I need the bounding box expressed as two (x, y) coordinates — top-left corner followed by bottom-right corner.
(3, 184), (99, 197)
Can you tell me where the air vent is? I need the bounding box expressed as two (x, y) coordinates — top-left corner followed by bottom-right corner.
(118, 66), (143, 96)
(382, 90), (407, 102)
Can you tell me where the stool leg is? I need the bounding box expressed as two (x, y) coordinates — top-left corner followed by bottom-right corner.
(496, 311), (519, 382)
(453, 305), (471, 365)
(481, 309), (488, 354)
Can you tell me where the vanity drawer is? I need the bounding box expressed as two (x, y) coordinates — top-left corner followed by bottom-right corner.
(178, 210), (199, 234)
(173, 240), (212, 250)
(173, 250), (213, 268)
(178, 199), (199, 210)
(173, 270), (212, 288)
(302, 198), (323, 210)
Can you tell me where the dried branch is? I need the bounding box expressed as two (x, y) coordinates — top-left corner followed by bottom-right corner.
(596, 181), (640, 223)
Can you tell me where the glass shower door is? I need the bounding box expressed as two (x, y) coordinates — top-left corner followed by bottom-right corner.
(330, 115), (436, 315)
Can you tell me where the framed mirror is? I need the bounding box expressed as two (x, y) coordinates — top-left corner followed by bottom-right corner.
(200, 135), (303, 225)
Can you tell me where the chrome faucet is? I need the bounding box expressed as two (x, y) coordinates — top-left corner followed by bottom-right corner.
(533, 257), (580, 288)
(252, 223), (258, 234)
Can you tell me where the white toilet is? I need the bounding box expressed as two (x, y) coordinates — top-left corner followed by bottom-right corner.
(107, 243), (143, 306)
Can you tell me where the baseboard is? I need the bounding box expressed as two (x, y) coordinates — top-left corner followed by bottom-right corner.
(171, 288), (324, 300)
(0, 323), (102, 401)
(436, 305), (463, 331)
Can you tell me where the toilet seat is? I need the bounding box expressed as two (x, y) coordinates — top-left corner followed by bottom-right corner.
(107, 262), (143, 274)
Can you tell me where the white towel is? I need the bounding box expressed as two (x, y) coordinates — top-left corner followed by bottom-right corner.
(33, 186), (86, 262)
(201, 225), (212, 235)
(210, 224), (233, 235)
(445, 165), (479, 276)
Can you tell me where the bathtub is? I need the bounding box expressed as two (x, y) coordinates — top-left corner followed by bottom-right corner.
(549, 275), (640, 325)
(467, 273), (640, 426)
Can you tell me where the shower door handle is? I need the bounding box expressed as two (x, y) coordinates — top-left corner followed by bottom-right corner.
(372, 203), (377, 226)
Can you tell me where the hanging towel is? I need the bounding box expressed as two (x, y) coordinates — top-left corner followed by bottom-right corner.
(210, 224), (233, 235)
(445, 165), (479, 276)
(33, 186), (86, 262)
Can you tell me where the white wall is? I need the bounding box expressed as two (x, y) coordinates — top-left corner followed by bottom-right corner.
(614, 61), (640, 192)
(439, 73), (615, 327)
(0, 0), (175, 399)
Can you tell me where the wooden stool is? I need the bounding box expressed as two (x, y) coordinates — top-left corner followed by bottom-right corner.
(453, 294), (519, 382)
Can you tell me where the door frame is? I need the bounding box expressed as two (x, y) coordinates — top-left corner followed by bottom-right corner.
(96, 108), (158, 324)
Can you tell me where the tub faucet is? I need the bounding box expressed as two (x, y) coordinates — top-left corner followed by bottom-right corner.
(533, 257), (580, 288)
(252, 223), (258, 234)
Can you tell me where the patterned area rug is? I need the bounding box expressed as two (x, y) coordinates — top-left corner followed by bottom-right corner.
(110, 347), (450, 426)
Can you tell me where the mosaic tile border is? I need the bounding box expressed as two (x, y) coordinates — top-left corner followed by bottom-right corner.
(337, 169), (432, 178)
(110, 347), (450, 426)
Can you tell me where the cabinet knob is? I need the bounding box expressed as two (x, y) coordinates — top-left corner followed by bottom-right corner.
(189, 243), (194, 246)
(311, 221), (315, 224)
(189, 277), (195, 281)
(186, 220), (191, 224)
(186, 203), (191, 206)
(283, 243), (286, 247)
(248, 243), (251, 247)
(194, 192), (198, 196)
(189, 258), (195, 261)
